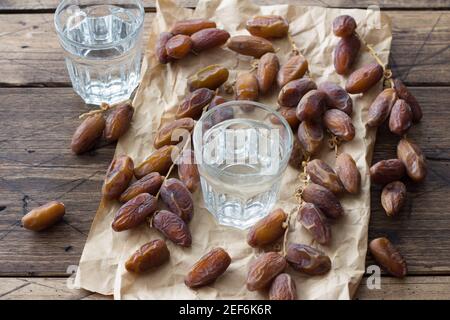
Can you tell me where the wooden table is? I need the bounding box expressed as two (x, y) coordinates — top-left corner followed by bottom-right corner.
(1, 0), (450, 300)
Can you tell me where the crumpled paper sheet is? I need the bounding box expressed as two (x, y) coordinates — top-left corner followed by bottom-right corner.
(75, 0), (392, 300)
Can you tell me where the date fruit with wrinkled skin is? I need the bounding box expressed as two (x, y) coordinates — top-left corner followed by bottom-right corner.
(297, 120), (324, 156)
(323, 109), (355, 141)
(389, 99), (413, 136)
(298, 203), (331, 245)
(286, 243), (331, 276)
(333, 34), (360, 75)
(134, 145), (176, 179)
(381, 181), (407, 217)
(278, 78), (317, 108)
(171, 19), (216, 36)
(22, 201), (65, 231)
(271, 107), (300, 130)
(335, 152), (360, 194)
(397, 138), (427, 182)
(332, 15), (357, 37)
(165, 34), (192, 59)
(152, 210), (192, 247)
(393, 78), (422, 122)
(367, 88), (397, 127)
(345, 63), (383, 94)
(246, 15), (289, 39)
(191, 28), (230, 52)
(247, 208), (287, 248)
(269, 273), (297, 300)
(112, 193), (157, 232)
(227, 35), (274, 58)
(71, 113), (105, 155)
(102, 155), (134, 200)
(156, 32), (174, 64)
(318, 81), (353, 115)
(235, 73), (259, 101)
(125, 239), (170, 273)
(207, 96), (233, 127)
(104, 102), (134, 142)
(119, 172), (164, 203)
(277, 54), (308, 87)
(185, 248), (231, 288)
(306, 159), (344, 194)
(154, 117), (195, 149)
(369, 237), (407, 278)
(296, 90), (326, 122)
(246, 252), (287, 291)
(188, 65), (229, 91)
(301, 183), (344, 219)
(176, 88), (215, 119)
(289, 135), (304, 169)
(257, 53), (279, 94)
(177, 149), (200, 193)
(370, 159), (405, 185)
(160, 178), (194, 222)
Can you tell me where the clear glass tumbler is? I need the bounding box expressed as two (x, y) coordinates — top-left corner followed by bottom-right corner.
(55, 0), (145, 105)
(193, 101), (293, 229)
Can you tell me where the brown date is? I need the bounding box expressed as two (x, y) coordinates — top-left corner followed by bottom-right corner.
(119, 172), (164, 203)
(389, 99), (412, 136)
(345, 63), (383, 94)
(335, 152), (360, 194)
(156, 32), (174, 64)
(297, 120), (324, 156)
(369, 159), (405, 185)
(246, 252), (287, 291)
(185, 248), (231, 288)
(397, 138), (427, 182)
(112, 193), (157, 232)
(318, 81), (353, 115)
(333, 34), (360, 75)
(286, 243), (331, 276)
(160, 178), (194, 222)
(71, 113), (105, 155)
(246, 15), (289, 39)
(227, 35), (274, 58)
(171, 19), (216, 36)
(271, 107), (300, 130)
(235, 73), (259, 101)
(298, 203), (331, 246)
(152, 210), (192, 247)
(278, 78), (317, 108)
(165, 34), (192, 59)
(306, 159), (344, 194)
(188, 65), (229, 91)
(191, 28), (230, 52)
(269, 273), (297, 300)
(125, 239), (170, 273)
(381, 181), (407, 217)
(301, 183), (344, 219)
(209, 96), (233, 126)
(289, 135), (304, 169)
(21, 201), (65, 232)
(177, 149), (200, 193)
(369, 237), (407, 278)
(323, 109), (355, 141)
(332, 15), (357, 37)
(277, 54), (308, 87)
(367, 88), (397, 127)
(393, 78), (422, 122)
(102, 155), (134, 200)
(134, 145), (176, 179)
(154, 117), (195, 149)
(257, 52), (279, 94)
(247, 208), (287, 248)
(176, 88), (215, 119)
(209, 95), (227, 109)
(104, 102), (134, 142)
(296, 90), (326, 122)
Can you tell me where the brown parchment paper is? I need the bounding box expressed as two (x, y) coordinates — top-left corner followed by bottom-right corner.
(74, 0), (392, 300)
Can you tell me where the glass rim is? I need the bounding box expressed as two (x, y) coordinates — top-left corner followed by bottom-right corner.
(54, 0), (145, 51)
(193, 100), (294, 179)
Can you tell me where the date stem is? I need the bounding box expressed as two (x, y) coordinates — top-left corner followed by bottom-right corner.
(79, 99), (132, 120)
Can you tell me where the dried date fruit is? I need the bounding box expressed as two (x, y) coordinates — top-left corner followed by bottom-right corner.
(277, 54), (308, 87)
(134, 145), (176, 179)
(345, 63), (383, 94)
(177, 149), (200, 192)
(318, 81), (353, 115)
(156, 32), (174, 64)
(112, 193), (157, 232)
(152, 210), (192, 247)
(102, 155), (134, 200)
(269, 273), (297, 300)
(188, 65), (229, 91)
(389, 99), (413, 136)
(381, 181), (407, 217)
(393, 78), (422, 122)
(235, 73), (259, 101)
(333, 34), (360, 75)
(276, 107), (300, 130)
(185, 248), (231, 288)
(332, 15), (357, 37)
(278, 78), (317, 108)
(21, 201), (65, 231)
(165, 34), (192, 59)
(367, 88), (397, 127)
(306, 159), (344, 194)
(335, 152), (360, 194)
(71, 113), (105, 155)
(246, 15), (289, 39)
(286, 243), (331, 276)
(208, 96), (233, 126)
(104, 102), (134, 142)
(301, 183), (344, 219)
(297, 120), (324, 156)
(289, 135), (304, 169)
(369, 159), (405, 185)
(323, 109), (355, 141)
(369, 237), (407, 278)
(209, 95), (227, 109)
(397, 138), (427, 182)
(191, 28), (230, 52)
(227, 35), (274, 58)
(296, 90), (326, 122)
(257, 52), (279, 94)
(160, 178), (194, 222)
(125, 239), (170, 273)
(171, 19), (216, 36)
(247, 208), (287, 248)
(246, 252), (287, 291)
(119, 172), (164, 203)
(298, 203), (331, 245)
(176, 88), (215, 119)
(154, 117), (195, 149)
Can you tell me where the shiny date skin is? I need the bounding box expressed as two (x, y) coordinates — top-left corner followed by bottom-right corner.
(369, 237), (407, 278)
(247, 208), (287, 248)
(277, 54), (309, 87)
(160, 178), (194, 222)
(335, 152), (361, 194)
(246, 15), (289, 39)
(345, 63), (383, 94)
(367, 88), (397, 128)
(397, 138), (427, 182)
(332, 15), (357, 37)
(125, 239), (170, 273)
(112, 193), (158, 232)
(278, 78), (317, 108)
(257, 52), (279, 94)
(177, 149), (200, 193)
(102, 155), (134, 200)
(381, 181), (407, 217)
(152, 210), (192, 247)
(298, 203), (331, 245)
(21, 201), (65, 232)
(104, 102), (134, 143)
(269, 273), (297, 300)
(301, 183), (344, 219)
(286, 243), (331, 276)
(153, 117), (195, 149)
(191, 28), (230, 53)
(134, 145), (176, 179)
(227, 35), (275, 58)
(119, 172), (164, 203)
(246, 252), (287, 291)
(171, 19), (216, 36)
(176, 88), (215, 119)
(306, 159), (344, 194)
(185, 248), (231, 288)
(369, 159), (405, 185)
(297, 120), (324, 156)
(333, 34), (360, 75)
(156, 32), (174, 64)
(318, 81), (353, 115)
(71, 113), (105, 155)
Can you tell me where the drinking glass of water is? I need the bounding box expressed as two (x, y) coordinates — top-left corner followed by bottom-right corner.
(55, 0), (145, 105)
(193, 101), (293, 229)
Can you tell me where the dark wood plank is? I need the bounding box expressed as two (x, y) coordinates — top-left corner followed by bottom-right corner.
(1, 11), (450, 86)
